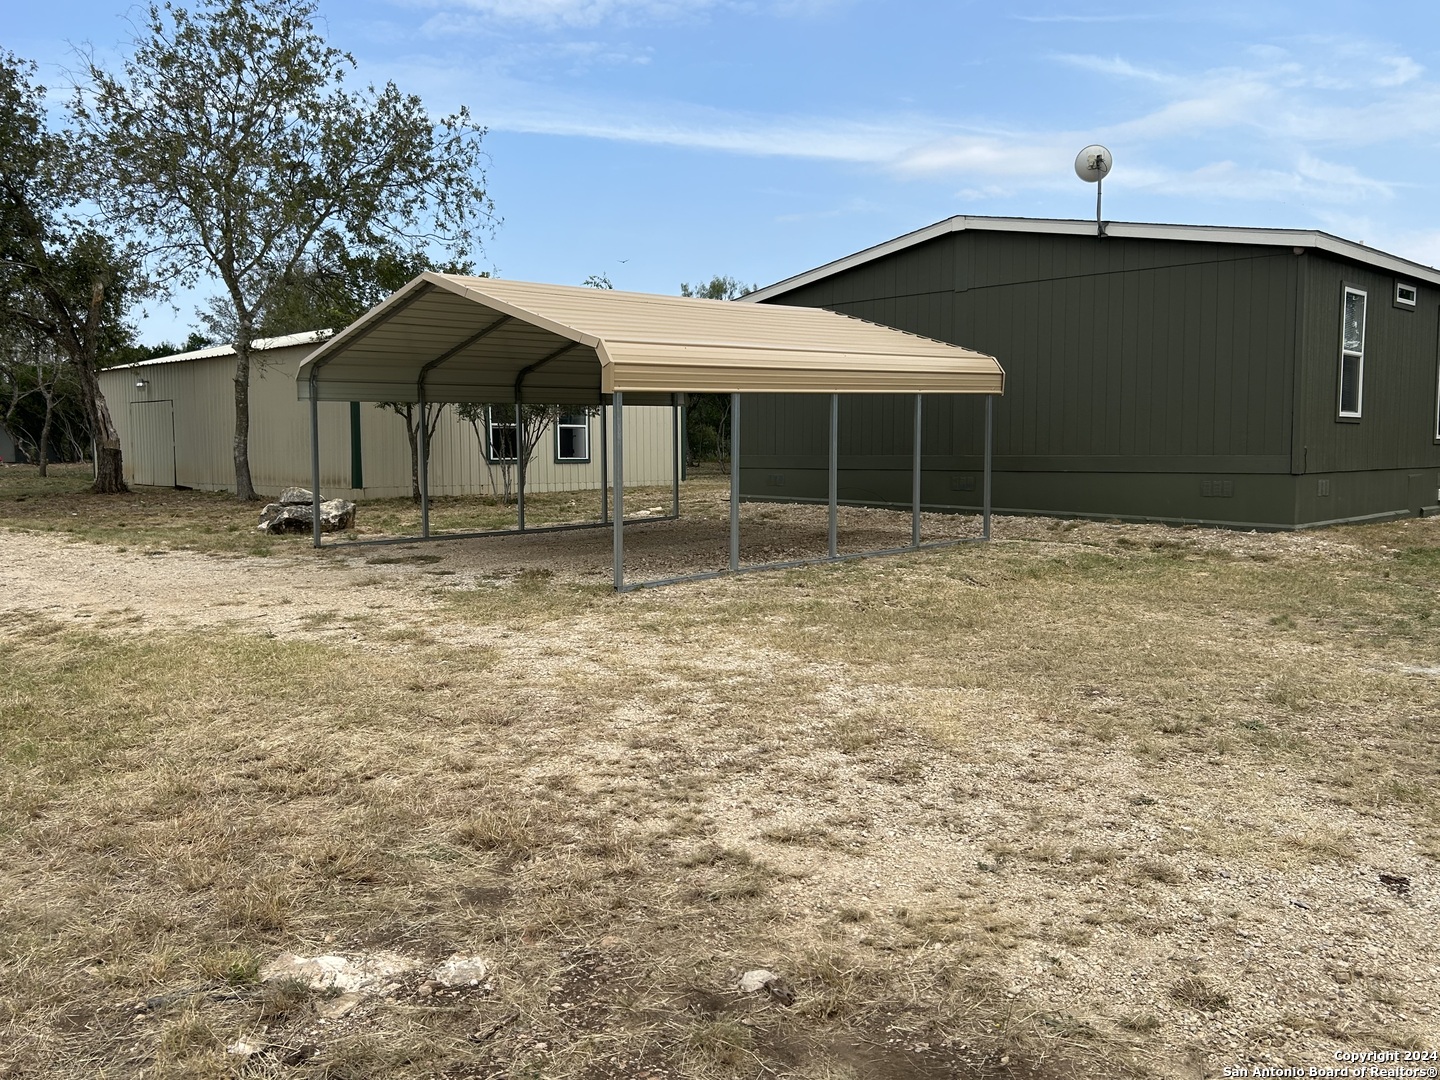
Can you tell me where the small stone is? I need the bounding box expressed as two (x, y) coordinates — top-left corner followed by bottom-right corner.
(317, 992), (362, 1019)
(417, 984), (433, 998)
(226, 1037), (265, 1058)
(432, 956), (490, 988)
(738, 969), (778, 993)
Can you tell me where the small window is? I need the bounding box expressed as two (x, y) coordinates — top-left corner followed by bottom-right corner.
(486, 408), (517, 461)
(1396, 282), (1418, 308)
(555, 412), (590, 462)
(1434, 361), (1440, 442)
(1338, 286), (1365, 419)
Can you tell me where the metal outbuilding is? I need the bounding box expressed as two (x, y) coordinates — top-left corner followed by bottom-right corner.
(100, 332), (677, 498)
(298, 275), (1005, 589)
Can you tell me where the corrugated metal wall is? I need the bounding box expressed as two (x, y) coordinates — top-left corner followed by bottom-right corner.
(751, 228), (1440, 526)
(766, 230), (1298, 471)
(1295, 255), (1440, 475)
(101, 345), (678, 498)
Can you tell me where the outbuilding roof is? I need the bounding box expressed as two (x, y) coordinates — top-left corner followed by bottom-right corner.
(106, 330), (333, 370)
(296, 274), (1004, 405)
(743, 215), (1440, 303)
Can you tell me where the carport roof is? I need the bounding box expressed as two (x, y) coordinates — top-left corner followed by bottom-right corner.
(296, 274), (1003, 405)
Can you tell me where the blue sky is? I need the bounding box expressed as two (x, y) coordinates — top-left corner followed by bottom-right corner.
(10, 0), (1440, 344)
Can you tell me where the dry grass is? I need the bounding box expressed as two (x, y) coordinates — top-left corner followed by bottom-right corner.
(1, 462), (1438, 1077)
(0, 462), (668, 556)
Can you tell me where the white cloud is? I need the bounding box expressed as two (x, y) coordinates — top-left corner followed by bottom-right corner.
(892, 133), (1072, 180)
(410, 0), (846, 28)
(1373, 55), (1422, 88)
(1053, 53), (1170, 82)
(1124, 155), (1396, 204)
(425, 0), (720, 28)
(1013, 12), (1163, 23)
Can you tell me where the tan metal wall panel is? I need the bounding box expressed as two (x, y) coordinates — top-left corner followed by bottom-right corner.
(102, 350), (676, 498)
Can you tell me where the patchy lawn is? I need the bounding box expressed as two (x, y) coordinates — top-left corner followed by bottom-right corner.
(1, 464), (1436, 1078)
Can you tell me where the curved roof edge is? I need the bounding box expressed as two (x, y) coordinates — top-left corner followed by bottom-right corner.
(741, 215), (1440, 303)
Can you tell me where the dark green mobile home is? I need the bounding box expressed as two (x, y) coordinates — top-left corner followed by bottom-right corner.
(741, 217), (1440, 528)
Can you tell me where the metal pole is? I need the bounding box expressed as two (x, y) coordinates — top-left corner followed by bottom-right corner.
(729, 392), (740, 572)
(612, 392), (624, 589)
(671, 394), (680, 518)
(1096, 178), (1103, 235)
(309, 375), (322, 548)
(828, 393), (839, 559)
(418, 390), (430, 540)
(983, 394), (993, 540)
(515, 401), (525, 532)
(599, 403), (608, 524)
(912, 394), (922, 549)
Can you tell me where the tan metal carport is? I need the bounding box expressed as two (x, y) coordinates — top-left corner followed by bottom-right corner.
(297, 274), (1005, 589)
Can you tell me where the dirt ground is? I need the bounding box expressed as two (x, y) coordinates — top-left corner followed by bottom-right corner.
(1, 494), (1437, 1079)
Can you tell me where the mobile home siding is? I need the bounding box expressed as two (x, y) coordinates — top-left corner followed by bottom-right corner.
(751, 225), (1440, 527)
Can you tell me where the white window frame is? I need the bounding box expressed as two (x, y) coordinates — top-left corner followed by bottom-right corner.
(1338, 285), (1366, 419)
(555, 412), (590, 463)
(1396, 281), (1418, 308)
(486, 407), (518, 462)
(1434, 357), (1440, 442)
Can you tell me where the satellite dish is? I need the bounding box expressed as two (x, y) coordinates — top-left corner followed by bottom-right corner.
(1074, 145), (1112, 183)
(1075, 145), (1113, 234)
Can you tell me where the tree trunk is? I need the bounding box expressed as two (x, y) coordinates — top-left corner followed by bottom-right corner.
(233, 330), (258, 501)
(76, 276), (127, 494)
(71, 334), (127, 494)
(94, 442), (124, 492)
(37, 392), (53, 477)
(403, 404), (421, 502)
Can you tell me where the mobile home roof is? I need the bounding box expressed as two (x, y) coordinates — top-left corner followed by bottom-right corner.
(743, 215), (1440, 303)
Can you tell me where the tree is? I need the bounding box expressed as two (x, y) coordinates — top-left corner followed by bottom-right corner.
(0, 52), (136, 492)
(679, 275), (756, 464)
(680, 275), (754, 302)
(254, 242), (473, 501)
(78, 0), (496, 500)
(0, 338), (70, 475)
(456, 402), (570, 505)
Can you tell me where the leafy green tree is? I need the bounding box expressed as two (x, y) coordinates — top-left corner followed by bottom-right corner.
(0, 52), (138, 492)
(255, 243), (473, 501)
(679, 275), (756, 463)
(77, 0), (496, 500)
(679, 275), (754, 302)
(0, 337), (84, 474)
(456, 402), (570, 505)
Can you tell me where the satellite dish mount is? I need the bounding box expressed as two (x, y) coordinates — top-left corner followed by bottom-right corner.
(1074, 145), (1112, 236)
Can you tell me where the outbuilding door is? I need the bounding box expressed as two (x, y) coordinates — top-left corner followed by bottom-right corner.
(129, 400), (177, 488)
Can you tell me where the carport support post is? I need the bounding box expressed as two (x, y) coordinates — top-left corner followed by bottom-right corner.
(729, 393), (740, 572)
(418, 389), (430, 540)
(309, 375), (322, 548)
(670, 394), (680, 519)
(599, 404), (608, 524)
(612, 392), (624, 589)
(983, 394), (993, 540)
(912, 394), (922, 549)
(828, 393), (838, 559)
(516, 402), (526, 532)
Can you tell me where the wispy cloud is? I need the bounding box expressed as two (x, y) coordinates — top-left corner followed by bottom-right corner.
(409, 0), (847, 29)
(398, 28), (1432, 216)
(416, 0), (721, 28)
(1013, 12), (1163, 23)
(1053, 53), (1171, 82)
